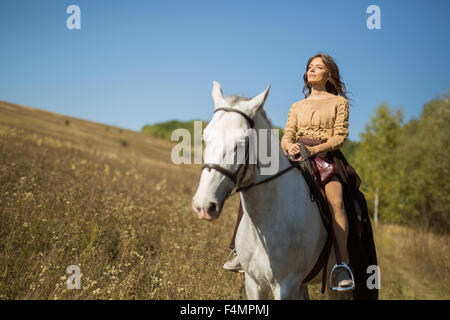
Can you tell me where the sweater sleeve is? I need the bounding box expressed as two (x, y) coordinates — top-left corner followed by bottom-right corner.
(327, 99), (349, 150)
(281, 103), (298, 152)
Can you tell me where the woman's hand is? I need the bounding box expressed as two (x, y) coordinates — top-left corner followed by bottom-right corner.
(287, 143), (318, 161)
(287, 143), (300, 156)
(288, 143), (317, 155)
(306, 145), (317, 156)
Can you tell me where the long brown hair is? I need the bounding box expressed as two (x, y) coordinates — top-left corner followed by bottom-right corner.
(302, 52), (351, 102)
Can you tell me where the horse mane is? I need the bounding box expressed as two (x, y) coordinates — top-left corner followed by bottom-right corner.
(225, 94), (273, 129)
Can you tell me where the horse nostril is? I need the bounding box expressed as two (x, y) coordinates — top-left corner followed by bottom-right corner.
(207, 202), (217, 215)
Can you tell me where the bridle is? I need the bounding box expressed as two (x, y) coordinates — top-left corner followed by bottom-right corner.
(201, 107), (308, 196)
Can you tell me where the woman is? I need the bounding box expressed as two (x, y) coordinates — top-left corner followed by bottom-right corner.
(224, 53), (378, 299)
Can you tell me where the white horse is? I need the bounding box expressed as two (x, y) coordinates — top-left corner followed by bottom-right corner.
(192, 81), (340, 299)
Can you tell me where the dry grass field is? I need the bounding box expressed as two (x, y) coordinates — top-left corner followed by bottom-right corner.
(0, 100), (448, 300)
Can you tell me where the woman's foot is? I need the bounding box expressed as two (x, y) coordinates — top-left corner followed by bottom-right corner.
(223, 249), (244, 273)
(336, 268), (354, 290)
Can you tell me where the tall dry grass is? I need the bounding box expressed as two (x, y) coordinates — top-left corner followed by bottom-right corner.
(373, 223), (449, 299)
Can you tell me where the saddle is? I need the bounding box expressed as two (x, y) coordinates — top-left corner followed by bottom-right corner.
(286, 141), (335, 293)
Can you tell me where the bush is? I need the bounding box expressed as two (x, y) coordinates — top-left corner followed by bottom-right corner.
(119, 138), (128, 147)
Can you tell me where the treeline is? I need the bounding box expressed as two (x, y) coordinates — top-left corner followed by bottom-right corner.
(347, 93), (449, 233)
(142, 120), (208, 141)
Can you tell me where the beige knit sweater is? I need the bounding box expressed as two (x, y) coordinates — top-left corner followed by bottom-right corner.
(280, 95), (349, 153)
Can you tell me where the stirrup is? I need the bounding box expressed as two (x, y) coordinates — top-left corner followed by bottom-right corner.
(330, 262), (355, 292)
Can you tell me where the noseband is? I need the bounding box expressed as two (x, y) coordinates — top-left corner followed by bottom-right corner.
(201, 107), (305, 196)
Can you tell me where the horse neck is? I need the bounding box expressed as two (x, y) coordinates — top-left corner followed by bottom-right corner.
(240, 114), (304, 224)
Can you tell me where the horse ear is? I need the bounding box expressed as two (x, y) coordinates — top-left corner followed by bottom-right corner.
(245, 84), (271, 117)
(212, 81), (228, 110)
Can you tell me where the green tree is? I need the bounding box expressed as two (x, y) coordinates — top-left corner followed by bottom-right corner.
(353, 102), (404, 224)
(341, 139), (359, 164)
(400, 94), (450, 232)
(353, 93), (449, 232)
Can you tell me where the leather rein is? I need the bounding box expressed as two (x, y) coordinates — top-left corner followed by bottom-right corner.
(201, 107), (310, 196)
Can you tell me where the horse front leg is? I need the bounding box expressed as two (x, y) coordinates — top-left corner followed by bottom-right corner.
(244, 273), (269, 300)
(299, 284), (310, 300)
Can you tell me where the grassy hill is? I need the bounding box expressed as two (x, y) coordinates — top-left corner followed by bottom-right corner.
(0, 100), (448, 299)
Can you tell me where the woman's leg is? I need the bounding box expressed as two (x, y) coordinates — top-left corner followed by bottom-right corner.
(324, 175), (349, 264)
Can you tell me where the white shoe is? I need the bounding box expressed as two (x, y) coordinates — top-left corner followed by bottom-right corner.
(336, 269), (354, 290)
(223, 249), (244, 273)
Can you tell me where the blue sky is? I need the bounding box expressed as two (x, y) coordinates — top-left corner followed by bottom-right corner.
(1, 0), (449, 142)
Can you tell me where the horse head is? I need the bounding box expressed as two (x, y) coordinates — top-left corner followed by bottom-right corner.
(192, 81), (270, 220)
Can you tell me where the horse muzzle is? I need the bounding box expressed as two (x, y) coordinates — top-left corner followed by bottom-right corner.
(192, 198), (220, 221)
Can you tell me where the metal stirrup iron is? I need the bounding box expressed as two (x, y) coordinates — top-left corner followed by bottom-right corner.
(330, 262), (355, 292)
